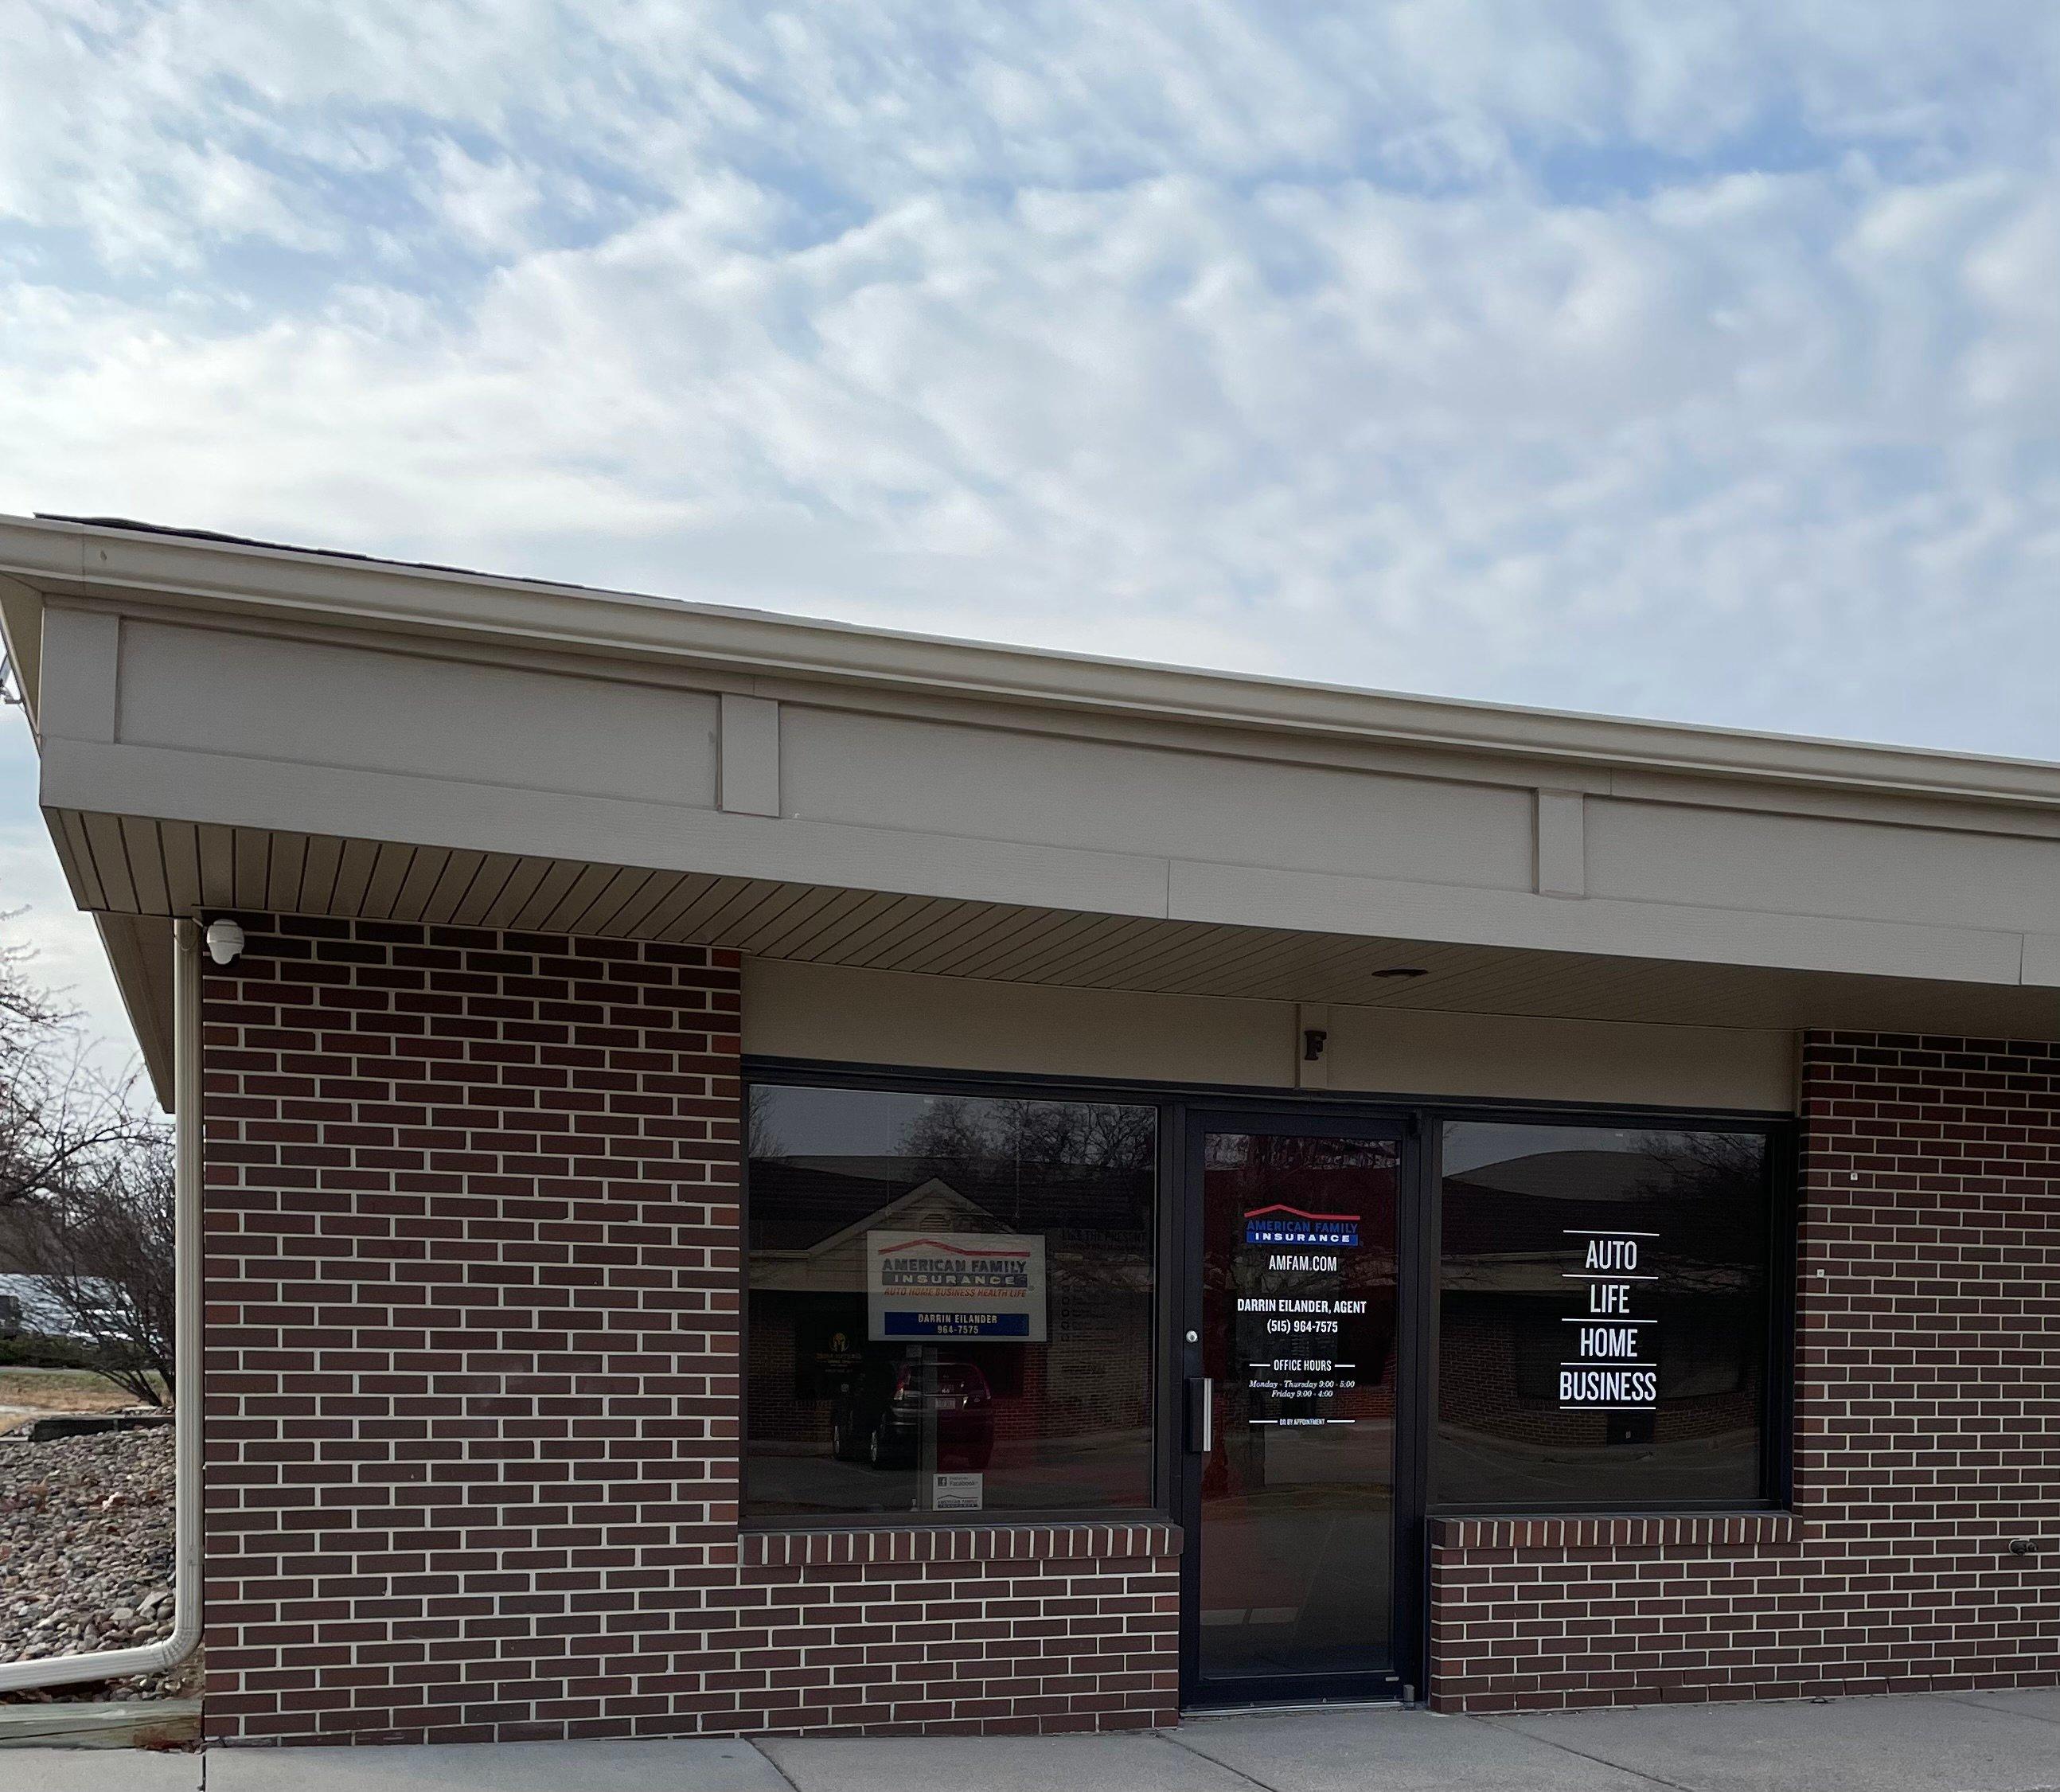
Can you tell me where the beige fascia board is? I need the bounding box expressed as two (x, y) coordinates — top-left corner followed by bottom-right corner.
(75, 598), (1604, 793)
(67, 594), (2060, 844)
(38, 737), (1178, 922)
(1168, 857), (2027, 987)
(10, 512), (2060, 815)
(40, 736), (2046, 991)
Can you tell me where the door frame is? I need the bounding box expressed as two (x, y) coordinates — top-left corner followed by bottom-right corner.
(1172, 1103), (1431, 1710)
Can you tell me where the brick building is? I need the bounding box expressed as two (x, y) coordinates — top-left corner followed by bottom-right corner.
(2, 512), (2054, 1746)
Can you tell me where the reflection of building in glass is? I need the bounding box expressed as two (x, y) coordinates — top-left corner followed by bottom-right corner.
(1438, 1132), (1769, 1506)
(744, 1087), (1158, 1518)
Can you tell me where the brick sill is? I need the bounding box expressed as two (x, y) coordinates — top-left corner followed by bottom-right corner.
(1432, 1512), (1797, 1551)
(741, 1518), (1182, 1568)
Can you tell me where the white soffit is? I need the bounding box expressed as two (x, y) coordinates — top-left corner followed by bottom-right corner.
(53, 814), (2060, 1048)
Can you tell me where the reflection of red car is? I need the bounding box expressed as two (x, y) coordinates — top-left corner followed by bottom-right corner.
(831, 1357), (994, 1470)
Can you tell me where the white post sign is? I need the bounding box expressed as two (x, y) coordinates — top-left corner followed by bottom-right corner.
(866, 1231), (1047, 1342)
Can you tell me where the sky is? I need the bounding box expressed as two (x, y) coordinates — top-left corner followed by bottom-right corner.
(4, 2), (2060, 1058)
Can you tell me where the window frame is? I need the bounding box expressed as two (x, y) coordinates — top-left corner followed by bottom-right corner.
(739, 1060), (1179, 1531)
(740, 1056), (1797, 1532)
(1423, 1107), (1794, 1517)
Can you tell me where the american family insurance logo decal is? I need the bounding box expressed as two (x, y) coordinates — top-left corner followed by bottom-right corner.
(1243, 1204), (1360, 1249)
(865, 1230), (1048, 1342)
(1234, 1201), (1367, 1428)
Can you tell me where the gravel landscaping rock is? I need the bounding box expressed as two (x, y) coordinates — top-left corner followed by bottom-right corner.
(0, 1425), (194, 1701)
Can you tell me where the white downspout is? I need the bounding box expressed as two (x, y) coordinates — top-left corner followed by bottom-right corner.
(0, 918), (203, 1693)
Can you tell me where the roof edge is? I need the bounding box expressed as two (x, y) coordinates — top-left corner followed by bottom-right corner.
(8, 510), (2060, 810)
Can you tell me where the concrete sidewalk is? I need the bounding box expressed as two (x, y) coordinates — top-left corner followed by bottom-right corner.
(12, 1689), (2060, 1792)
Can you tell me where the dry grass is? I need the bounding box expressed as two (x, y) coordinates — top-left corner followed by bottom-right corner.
(0, 1368), (160, 1426)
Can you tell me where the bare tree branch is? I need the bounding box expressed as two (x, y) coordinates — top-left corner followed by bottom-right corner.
(8, 1127), (176, 1404)
(0, 914), (155, 1208)
(0, 916), (174, 1402)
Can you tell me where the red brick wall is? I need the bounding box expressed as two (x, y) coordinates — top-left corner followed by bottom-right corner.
(736, 1525), (1179, 1731)
(198, 919), (1176, 1744)
(206, 955), (2053, 1735)
(1430, 1030), (2060, 1711)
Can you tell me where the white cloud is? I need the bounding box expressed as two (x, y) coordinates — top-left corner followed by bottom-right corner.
(1, 5), (2058, 763)
(424, 139), (547, 256)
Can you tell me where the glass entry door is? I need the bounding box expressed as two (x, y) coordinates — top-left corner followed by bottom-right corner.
(1181, 1116), (1406, 1706)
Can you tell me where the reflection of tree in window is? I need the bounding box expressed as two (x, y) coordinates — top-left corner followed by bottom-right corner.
(746, 1090), (783, 1163)
(899, 1095), (1156, 1222)
(744, 1084), (1157, 1521)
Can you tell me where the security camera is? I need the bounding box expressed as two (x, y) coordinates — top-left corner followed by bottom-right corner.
(205, 918), (247, 966)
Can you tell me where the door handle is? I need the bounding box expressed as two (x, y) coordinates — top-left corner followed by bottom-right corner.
(1185, 1376), (1213, 1454)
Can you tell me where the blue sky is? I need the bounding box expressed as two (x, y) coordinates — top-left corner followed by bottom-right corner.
(6, 2), (2060, 1055)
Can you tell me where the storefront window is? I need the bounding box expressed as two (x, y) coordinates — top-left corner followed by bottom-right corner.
(1437, 1121), (1773, 1509)
(744, 1082), (1157, 1521)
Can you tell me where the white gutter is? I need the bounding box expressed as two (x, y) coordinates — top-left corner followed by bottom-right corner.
(0, 919), (202, 1692)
